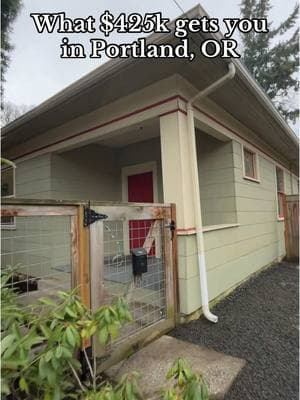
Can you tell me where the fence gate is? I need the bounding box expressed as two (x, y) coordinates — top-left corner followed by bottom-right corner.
(283, 195), (299, 261)
(1, 200), (177, 370)
(88, 202), (177, 369)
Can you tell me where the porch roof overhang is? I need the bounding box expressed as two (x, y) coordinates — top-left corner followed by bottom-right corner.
(2, 4), (298, 171)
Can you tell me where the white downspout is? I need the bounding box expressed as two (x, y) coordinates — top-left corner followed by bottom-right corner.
(187, 62), (236, 323)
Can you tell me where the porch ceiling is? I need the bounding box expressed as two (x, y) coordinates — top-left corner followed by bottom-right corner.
(2, 5), (298, 170)
(95, 118), (160, 148)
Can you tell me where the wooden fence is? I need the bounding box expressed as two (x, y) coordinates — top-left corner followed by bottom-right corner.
(1, 199), (177, 370)
(283, 194), (299, 261)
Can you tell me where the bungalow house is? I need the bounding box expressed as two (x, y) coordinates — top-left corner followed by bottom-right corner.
(1, 5), (299, 322)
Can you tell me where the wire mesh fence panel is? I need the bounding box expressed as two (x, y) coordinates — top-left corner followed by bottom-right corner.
(1, 215), (72, 306)
(98, 218), (166, 344)
(101, 218), (166, 344)
(90, 203), (175, 359)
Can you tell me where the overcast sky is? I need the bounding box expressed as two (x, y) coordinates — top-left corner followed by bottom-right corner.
(4, 0), (298, 123)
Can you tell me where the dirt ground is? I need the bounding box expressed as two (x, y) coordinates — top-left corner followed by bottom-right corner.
(171, 262), (299, 400)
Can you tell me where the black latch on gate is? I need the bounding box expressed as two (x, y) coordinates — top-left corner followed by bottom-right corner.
(169, 220), (176, 232)
(169, 220), (176, 239)
(83, 206), (108, 227)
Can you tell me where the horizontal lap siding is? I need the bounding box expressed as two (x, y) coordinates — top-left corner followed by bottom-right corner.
(206, 230), (279, 270)
(15, 147), (120, 201)
(6, 154), (72, 278)
(204, 140), (286, 302)
(201, 212), (237, 225)
(204, 222), (280, 251)
(16, 155), (52, 198)
(51, 145), (121, 201)
(15, 138), (164, 202)
(207, 242), (279, 301)
(197, 132), (237, 226)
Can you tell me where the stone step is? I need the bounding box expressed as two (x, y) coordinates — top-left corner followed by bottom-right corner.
(106, 335), (245, 399)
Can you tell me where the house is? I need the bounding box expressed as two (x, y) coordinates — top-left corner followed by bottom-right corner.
(1, 5), (299, 320)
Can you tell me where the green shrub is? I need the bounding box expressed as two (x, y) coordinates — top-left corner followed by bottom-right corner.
(163, 358), (209, 400)
(1, 270), (209, 400)
(1, 270), (132, 399)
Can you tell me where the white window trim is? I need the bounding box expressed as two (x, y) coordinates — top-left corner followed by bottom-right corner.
(1, 218), (16, 230)
(275, 165), (285, 221)
(1, 166), (16, 230)
(202, 223), (240, 233)
(242, 145), (260, 183)
(121, 161), (159, 256)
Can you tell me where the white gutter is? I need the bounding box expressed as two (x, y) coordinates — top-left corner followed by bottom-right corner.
(195, 2), (298, 147)
(187, 62), (236, 323)
(230, 58), (299, 147)
(1, 158), (16, 168)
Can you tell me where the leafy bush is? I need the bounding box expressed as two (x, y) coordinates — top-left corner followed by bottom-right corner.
(163, 358), (209, 400)
(81, 373), (142, 400)
(1, 270), (132, 399)
(1, 270), (209, 400)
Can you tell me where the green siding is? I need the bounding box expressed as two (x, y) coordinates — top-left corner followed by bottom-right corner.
(180, 140), (290, 315)
(16, 155), (51, 198)
(51, 145), (120, 201)
(197, 131), (237, 226)
(205, 141), (285, 291)
(14, 139), (164, 202)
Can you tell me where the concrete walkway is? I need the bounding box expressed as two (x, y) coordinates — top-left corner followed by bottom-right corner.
(106, 335), (245, 399)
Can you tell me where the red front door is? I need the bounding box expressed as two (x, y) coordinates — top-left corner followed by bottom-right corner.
(128, 171), (155, 254)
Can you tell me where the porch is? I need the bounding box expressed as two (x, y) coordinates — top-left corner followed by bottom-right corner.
(10, 109), (239, 317)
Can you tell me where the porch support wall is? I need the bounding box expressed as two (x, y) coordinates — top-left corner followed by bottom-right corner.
(160, 111), (201, 314)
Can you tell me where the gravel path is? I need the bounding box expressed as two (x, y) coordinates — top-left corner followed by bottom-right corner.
(170, 262), (299, 400)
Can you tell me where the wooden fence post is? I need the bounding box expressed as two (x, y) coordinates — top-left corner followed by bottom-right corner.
(77, 205), (91, 309)
(283, 194), (299, 261)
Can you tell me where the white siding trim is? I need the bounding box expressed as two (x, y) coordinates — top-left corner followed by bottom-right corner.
(274, 164), (285, 221)
(203, 223), (240, 232)
(241, 144), (260, 183)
